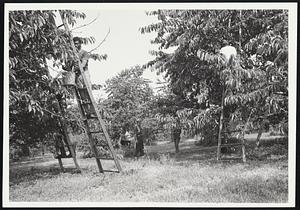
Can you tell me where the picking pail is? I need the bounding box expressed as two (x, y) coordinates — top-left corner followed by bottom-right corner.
(62, 71), (76, 86)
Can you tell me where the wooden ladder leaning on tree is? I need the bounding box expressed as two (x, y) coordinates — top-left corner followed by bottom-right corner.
(216, 10), (250, 163)
(56, 11), (122, 173)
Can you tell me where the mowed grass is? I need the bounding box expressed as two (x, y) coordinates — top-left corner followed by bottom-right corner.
(9, 135), (288, 203)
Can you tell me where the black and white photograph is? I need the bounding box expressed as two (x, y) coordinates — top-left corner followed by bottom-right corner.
(3, 2), (297, 207)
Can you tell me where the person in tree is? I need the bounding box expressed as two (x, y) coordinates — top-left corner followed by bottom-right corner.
(171, 118), (182, 153)
(219, 40), (237, 67)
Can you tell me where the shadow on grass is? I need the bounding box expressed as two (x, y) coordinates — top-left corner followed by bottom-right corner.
(145, 137), (288, 164)
(10, 154), (53, 165)
(9, 164), (81, 186)
(9, 136), (288, 187)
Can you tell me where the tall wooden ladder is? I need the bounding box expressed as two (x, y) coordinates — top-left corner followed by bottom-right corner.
(59, 11), (122, 173)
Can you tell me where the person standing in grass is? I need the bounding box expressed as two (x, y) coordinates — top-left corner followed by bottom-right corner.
(172, 118), (182, 153)
(134, 122), (144, 157)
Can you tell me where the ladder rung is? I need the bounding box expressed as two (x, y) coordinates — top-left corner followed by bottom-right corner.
(79, 96), (90, 101)
(86, 116), (98, 120)
(95, 157), (114, 160)
(220, 143), (243, 147)
(102, 170), (120, 173)
(220, 157), (243, 161)
(77, 87), (87, 90)
(77, 88), (90, 98)
(95, 141), (108, 146)
(80, 100), (92, 105)
(90, 130), (103, 134)
(86, 115), (98, 119)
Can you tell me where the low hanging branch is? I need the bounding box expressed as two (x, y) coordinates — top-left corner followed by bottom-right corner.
(66, 110), (87, 133)
(88, 28), (110, 54)
(57, 23), (64, 29)
(70, 12), (100, 32)
(40, 106), (64, 119)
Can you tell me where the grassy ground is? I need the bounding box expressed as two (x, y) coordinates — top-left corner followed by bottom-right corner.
(9, 133), (288, 203)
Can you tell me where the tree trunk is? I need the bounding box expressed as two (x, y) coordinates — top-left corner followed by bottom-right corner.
(217, 88), (225, 161)
(172, 127), (181, 153)
(174, 137), (180, 153)
(41, 141), (46, 156)
(55, 145), (65, 172)
(135, 131), (144, 157)
(20, 144), (30, 157)
(117, 135), (122, 148)
(241, 133), (246, 163)
(57, 158), (65, 172)
(256, 127), (263, 148)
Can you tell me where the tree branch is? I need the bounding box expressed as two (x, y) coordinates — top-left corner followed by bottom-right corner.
(57, 23), (64, 29)
(18, 78), (49, 84)
(88, 28), (110, 54)
(40, 106), (63, 119)
(66, 111), (87, 133)
(70, 13), (100, 32)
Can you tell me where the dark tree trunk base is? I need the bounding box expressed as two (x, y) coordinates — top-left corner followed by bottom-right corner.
(174, 139), (180, 153)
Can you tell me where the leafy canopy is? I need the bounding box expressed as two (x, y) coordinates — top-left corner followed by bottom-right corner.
(9, 10), (105, 149)
(101, 66), (154, 141)
(141, 9), (288, 137)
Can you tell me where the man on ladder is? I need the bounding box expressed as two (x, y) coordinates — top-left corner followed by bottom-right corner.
(63, 37), (91, 89)
(73, 37), (92, 88)
(63, 37), (95, 117)
(60, 32), (122, 172)
(56, 11), (122, 173)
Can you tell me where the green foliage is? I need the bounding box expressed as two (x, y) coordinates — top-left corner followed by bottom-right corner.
(141, 117), (161, 145)
(9, 10), (105, 156)
(101, 66), (155, 143)
(152, 82), (195, 126)
(142, 9), (288, 143)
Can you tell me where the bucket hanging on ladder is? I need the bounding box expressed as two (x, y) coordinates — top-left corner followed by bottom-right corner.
(62, 71), (76, 86)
